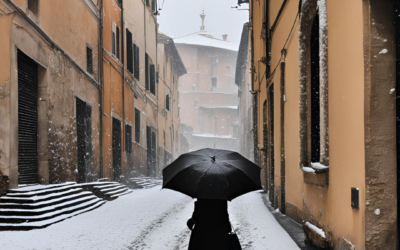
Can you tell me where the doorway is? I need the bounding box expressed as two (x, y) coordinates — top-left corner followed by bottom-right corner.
(17, 50), (38, 184)
(112, 118), (122, 182)
(76, 97), (92, 183)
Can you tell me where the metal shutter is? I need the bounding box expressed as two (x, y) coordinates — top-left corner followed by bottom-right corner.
(17, 50), (38, 184)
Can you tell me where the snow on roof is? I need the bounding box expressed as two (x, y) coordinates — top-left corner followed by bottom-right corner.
(199, 105), (238, 110)
(174, 30), (238, 52)
(192, 134), (235, 139)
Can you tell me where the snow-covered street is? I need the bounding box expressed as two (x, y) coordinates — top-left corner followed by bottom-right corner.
(0, 187), (299, 250)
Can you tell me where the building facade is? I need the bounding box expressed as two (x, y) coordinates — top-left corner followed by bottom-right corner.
(248, 0), (400, 249)
(0, 0), (102, 192)
(176, 11), (240, 152)
(0, 0), (186, 196)
(235, 22), (254, 162)
(157, 32), (186, 172)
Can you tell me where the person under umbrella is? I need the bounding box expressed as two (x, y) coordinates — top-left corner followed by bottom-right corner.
(162, 148), (262, 250)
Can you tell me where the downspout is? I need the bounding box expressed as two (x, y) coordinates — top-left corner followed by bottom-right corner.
(99, 0), (104, 178)
(121, 0), (125, 173)
(250, 2), (259, 165)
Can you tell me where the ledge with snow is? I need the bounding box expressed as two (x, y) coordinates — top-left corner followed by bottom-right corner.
(303, 222), (328, 249)
(302, 162), (329, 188)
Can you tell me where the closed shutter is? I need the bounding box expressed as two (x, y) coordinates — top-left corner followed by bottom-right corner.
(145, 53), (149, 90)
(125, 124), (132, 153)
(150, 64), (155, 95)
(135, 108), (140, 143)
(126, 29), (133, 74)
(87, 47), (93, 74)
(112, 118), (122, 181)
(18, 50), (38, 184)
(116, 26), (120, 59)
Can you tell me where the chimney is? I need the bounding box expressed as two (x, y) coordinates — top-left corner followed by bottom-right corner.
(222, 34), (228, 41)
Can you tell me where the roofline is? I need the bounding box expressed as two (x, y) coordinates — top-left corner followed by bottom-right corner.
(158, 33), (187, 77)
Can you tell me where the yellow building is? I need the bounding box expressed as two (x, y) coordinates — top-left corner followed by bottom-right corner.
(248, 0), (399, 248)
(0, 0), (101, 191)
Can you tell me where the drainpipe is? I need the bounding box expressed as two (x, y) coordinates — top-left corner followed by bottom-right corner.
(249, 3), (259, 165)
(121, 0), (125, 176)
(99, 0), (104, 178)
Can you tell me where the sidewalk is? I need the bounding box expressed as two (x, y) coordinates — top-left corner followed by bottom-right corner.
(261, 192), (320, 250)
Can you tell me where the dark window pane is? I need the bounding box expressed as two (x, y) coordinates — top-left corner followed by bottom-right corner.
(150, 64), (155, 95)
(126, 29), (133, 74)
(87, 46), (93, 74)
(116, 26), (120, 59)
(145, 53), (149, 90)
(310, 14), (320, 163)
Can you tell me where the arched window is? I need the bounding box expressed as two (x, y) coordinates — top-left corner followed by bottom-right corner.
(299, 0), (328, 170)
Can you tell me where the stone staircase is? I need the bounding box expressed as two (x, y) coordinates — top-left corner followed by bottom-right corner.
(128, 177), (162, 189)
(0, 181), (132, 230)
(0, 182), (105, 230)
(79, 182), (132, 201)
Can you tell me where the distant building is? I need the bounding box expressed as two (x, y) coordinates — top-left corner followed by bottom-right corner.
(235, 23), (254, 162)
(175, 10), (239, 152)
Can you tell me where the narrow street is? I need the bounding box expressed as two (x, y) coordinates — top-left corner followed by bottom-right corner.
(0, 186), (299, 250)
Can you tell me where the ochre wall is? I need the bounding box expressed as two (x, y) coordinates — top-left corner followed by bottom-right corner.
(266, 0), (366, 248)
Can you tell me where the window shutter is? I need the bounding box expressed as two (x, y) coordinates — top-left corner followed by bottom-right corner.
(135, 109), (141, 143)
(126, 29), (133, 74)
(116, 26), (120, 59)
(150, 64), (155, 95)
(86, 47), (93, 74)
(145, 53), (149, 90)
(134, 45), (140, 79)
(112, 32), (115, 55)
(125, 124), (132, 153)
(166, 94), (170, 111)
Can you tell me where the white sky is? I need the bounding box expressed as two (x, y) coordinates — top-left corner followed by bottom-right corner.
(157, 0), (249, 48)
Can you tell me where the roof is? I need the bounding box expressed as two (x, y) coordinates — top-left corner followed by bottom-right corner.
(199, 105), (238, 110)
(174, 30), (238, 52)
(235, 23), (250, 86)
(158, 32), (187, 77)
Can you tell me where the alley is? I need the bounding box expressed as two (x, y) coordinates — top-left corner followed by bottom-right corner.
(0, 186), (299, 250)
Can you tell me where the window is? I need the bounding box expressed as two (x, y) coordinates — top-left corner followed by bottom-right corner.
(112, 23), (116, 56)
(126, 29), (133, 74)
(146, 0), (150, 7)
(298, 1), (329, 170)
(135, 108), (141, 143)
(211, 57), (218, 90)
(117, 0), (122, 5)
(28, 0), (39, 16)
(310, 13), (320, 163)
(166, 94), (170, 111)
(133, 43), (140, 80)
(116, 26), (120, 59)
(151, 0), (157, 13)
(125, 124), (132, 153)
(87, 46), (93, 74)
(211, 77), (217, 88)
(150, 64), (156, 95)
(145, 53), (149, 90)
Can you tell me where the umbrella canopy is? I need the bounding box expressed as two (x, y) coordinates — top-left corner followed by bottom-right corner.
(162, 148), (262, 201)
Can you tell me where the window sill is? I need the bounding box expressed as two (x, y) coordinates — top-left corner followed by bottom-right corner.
(302, 166), (329, 188)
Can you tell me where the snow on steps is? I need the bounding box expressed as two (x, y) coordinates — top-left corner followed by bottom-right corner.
(81, 182), (132, 201)
(0, 183), (106, 230)
(0, 181), (132, 230)
(128, 177), (162, 189)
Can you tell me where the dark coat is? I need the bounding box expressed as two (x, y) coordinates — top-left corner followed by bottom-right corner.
(187, 199), (240, 250)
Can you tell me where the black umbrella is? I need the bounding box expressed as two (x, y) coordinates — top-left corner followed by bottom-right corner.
(162, 148), (262, 201)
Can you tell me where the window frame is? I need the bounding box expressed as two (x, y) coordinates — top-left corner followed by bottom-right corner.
(298, 0), (329, 170)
